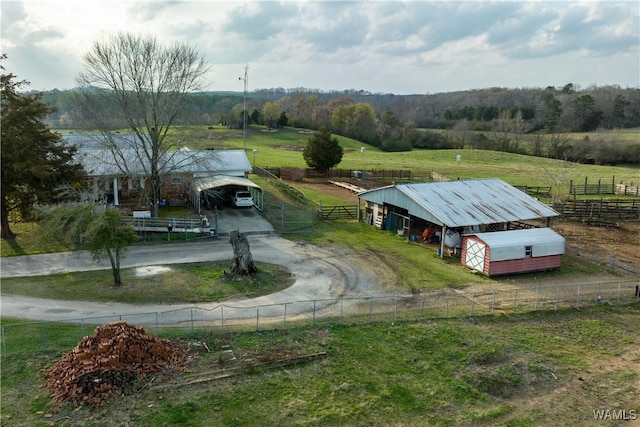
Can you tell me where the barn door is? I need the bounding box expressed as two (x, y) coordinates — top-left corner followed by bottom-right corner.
(465, 239), (486, 271)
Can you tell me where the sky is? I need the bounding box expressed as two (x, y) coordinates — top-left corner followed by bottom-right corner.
(1, 0), (639, 95)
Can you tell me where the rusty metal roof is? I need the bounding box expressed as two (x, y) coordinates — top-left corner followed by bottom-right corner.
(358, 178), (559, 227)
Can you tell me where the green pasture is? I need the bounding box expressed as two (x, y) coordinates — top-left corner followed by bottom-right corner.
(2, 306), (638, 426)
(174, 125), (640, 187)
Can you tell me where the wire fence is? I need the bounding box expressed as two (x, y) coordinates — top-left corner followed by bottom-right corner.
(2, 280), (638, 359)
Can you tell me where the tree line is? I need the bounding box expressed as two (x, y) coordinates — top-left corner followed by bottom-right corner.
(38, 83), (640, 165)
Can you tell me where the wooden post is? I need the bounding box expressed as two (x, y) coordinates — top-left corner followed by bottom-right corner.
(569, 179), (574, 197)
(584, 176), (588, 195)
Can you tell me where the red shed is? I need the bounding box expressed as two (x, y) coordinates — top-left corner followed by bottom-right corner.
(461, 228), (565, 276)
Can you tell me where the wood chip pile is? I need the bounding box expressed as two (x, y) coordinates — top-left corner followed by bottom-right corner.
(44, 321), (190, 405)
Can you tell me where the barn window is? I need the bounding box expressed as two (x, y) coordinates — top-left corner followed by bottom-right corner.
(525, 245), (533, 257)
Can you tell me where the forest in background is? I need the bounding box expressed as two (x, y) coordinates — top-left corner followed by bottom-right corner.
(36, 84), (640, 165)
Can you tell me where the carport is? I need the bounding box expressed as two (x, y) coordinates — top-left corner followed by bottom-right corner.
(191, 175), (263, 213)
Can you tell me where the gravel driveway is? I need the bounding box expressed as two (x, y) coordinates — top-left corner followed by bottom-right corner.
(0, 236), (393, 323)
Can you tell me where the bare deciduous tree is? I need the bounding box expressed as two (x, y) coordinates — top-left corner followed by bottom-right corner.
(76, 33), (210, 216)
(539, 158), (575, 205)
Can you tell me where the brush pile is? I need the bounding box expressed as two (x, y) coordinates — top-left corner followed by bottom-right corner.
(44, 321), (190, 405)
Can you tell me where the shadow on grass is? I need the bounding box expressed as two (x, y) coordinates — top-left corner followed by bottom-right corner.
(2, 236), (26, 256)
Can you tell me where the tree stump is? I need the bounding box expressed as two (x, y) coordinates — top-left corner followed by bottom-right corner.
(229, 230), (257, 275)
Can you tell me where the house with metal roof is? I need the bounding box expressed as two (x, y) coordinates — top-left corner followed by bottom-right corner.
(357, 178), (564, 271)
(71, 136), (258, 211)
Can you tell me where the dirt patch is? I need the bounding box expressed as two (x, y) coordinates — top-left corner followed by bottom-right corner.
(552, 220), (639, 276)
(497, 319), (640, 424)
(294, 179), (382, 197)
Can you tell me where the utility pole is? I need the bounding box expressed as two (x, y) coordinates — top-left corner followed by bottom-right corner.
(238, 65), (249, 151)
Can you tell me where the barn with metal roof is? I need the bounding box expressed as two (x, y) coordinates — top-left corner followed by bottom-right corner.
(357, 178), (564, 271)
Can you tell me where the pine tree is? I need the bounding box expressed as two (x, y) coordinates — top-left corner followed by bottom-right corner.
(302, 129), (344, 172)
(1, 56), (85, 238)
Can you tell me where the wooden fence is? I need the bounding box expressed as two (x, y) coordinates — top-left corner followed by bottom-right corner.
(514, 185), (552, 197)
(268, 167), (411, 182)
(319, 205), (358, 220)
(569, 177), (638, 196)
(556, 199), (640, 220)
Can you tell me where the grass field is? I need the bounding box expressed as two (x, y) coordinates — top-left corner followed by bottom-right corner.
(1, 306), (638, 426)
(180, 125), (640, 187)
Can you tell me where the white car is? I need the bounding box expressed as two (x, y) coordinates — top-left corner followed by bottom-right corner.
(231, 190), (253, 208)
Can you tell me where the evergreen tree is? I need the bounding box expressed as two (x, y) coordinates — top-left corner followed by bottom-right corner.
(1, 56), (85, 239)
(302, 129), (343, 172)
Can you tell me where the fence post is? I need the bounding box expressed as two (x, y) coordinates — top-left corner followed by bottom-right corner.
(491, 290), (495, 314)
(369, 298), (373, 322)
(41, 322), (47, 353)
(584, 176), (588, 195)
(420, 296), (426, 319)
(340, 298), (344, 320)
(190, 308), (194, 335)
(155, 313), (159, 336)
(221, 305), (224, 332)
(470, 292), (475, 317)
(513, 290), (518, 314)
(313, 300), (317, 325)
(1, 326), (7, 359)
(617, 283), (621, 306)
(535, 287), (539, 310)
(445, 293), (449, 317)
(283, 303), (288, 328)
(256, 309), (260, 331)
(394, 296), (398, 322)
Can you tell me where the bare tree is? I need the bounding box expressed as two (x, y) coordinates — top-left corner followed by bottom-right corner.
(75, 33), (210, 217)
(539, 159), (574, 205)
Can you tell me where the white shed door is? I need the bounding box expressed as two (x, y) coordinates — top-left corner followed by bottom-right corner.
(465, 239), (486, 271)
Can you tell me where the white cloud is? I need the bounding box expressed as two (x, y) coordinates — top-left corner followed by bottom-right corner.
(1, 0), (638, 94)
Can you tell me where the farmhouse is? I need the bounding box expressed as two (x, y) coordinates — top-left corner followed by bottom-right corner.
(357, 178), (565, 275)
(68, 134), (260, 212)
